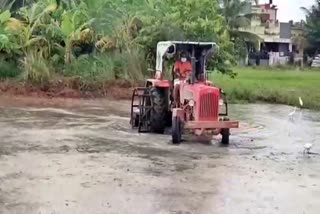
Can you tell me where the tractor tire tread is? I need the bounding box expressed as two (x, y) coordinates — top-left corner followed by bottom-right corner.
(221, 128), (230, 145)
(172, 117), (182, 144)
(150, 87), (167, 133)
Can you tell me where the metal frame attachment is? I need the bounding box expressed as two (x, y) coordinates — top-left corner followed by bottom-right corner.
(130, 87), (153, 133)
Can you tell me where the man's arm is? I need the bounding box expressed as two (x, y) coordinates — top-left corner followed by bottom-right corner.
(174, 62), (181, 78)
(185, 62), (192, 79)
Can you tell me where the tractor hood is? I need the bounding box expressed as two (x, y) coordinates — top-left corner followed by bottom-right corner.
(182, 83), (220, 121)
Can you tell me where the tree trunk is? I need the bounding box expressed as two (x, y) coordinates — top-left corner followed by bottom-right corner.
(301, 49), (304, 69)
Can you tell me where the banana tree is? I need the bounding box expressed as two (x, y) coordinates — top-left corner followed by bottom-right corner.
(0, 9), (25, 57)
(0, 10), (12, 52)
(4, 0), (59, 58)
(60, 3), (94, 63)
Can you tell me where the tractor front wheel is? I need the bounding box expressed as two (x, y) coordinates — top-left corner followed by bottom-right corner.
(221, 117), (230, 145)
(172, 116), (182, 144)
(221, 128), (230, 145)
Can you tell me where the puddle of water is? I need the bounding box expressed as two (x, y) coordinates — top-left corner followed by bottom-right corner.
(1, 102), (320, 214)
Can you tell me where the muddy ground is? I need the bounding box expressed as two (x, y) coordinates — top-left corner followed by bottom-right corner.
(0, 97), (319, 214)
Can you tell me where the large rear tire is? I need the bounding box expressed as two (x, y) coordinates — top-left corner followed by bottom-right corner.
(150, 87), (167, 134)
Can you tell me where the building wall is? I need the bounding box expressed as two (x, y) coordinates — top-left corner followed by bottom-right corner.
(243, 3), (298, 66)
(243, 4), (292, 45)
(291, 27), (304, 37)
(279, 43), (290, 56)
(250, 15), (262, 27)
(280, 23), (291, 39)
(262, 7), (277, 23)
(244, 5), (281, 37)
(265, 25), (280, 35)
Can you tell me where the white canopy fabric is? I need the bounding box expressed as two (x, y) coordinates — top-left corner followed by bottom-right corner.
(155, 41), (218, 73)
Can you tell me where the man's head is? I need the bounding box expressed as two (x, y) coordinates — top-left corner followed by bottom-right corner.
(180, 52), (188, 63)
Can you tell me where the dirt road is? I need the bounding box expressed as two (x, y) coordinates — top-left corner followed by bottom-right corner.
(0, 98), (319, 214)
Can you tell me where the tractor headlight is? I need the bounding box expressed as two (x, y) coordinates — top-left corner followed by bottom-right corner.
(219, 99), (224, 106)
(189, 100), (195, 107)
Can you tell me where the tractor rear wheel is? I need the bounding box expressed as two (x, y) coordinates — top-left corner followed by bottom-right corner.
(132, 114), (139, 128)
(172, 116), (182, 144)
(221, 128), (230, 145)
(150, 87), (167, 133)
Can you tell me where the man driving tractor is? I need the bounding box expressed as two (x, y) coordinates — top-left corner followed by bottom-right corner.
(130, 41), (239, 145)
(173, 51), (192, 107)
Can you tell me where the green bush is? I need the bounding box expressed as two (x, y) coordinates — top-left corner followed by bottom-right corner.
(64, 54), (115, 81)
(20, 53), (51, 86)
(64, 50), (147, 83)
(0, 59), (21, 79)
(113, 50), (148, 81)
(1, 0), (237, 83)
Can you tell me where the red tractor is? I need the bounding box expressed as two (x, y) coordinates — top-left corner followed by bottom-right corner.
(130, 41), (239, 145)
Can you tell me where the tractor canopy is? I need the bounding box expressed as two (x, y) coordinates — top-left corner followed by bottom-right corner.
(155, 41), (219, 76)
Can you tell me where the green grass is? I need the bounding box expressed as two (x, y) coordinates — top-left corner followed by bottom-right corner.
(64, 51), (147, 83)
(0, 59), (21, 79)
(211, 67), (320, 110)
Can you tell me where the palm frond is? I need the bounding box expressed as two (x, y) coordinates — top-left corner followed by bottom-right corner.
(230, 29), (263, 50)
(0, 0), (17, 11)
(300, 7), (311, 16)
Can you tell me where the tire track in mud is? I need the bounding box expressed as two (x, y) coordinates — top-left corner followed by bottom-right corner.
(0, 104), (318, 174)
(0, 105), (269, 158)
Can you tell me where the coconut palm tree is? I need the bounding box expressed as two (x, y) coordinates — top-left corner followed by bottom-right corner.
(220, 0), (262, 60)
(300, 1), (320, 55)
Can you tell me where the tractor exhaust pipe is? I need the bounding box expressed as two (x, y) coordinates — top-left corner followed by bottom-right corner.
(191, 47), (196, 84)
(191, 56), (196, 84)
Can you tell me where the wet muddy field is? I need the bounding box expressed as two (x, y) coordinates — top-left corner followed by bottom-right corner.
(0, 97), (319, 214)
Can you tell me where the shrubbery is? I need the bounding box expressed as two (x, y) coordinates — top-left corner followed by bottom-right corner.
(0, 0), (239, 87)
